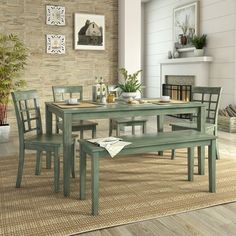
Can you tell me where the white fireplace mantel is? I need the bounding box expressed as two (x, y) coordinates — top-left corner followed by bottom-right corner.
(160, 56), (213, 94)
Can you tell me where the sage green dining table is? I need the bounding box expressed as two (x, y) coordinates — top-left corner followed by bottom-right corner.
(45, 100), (206, 197)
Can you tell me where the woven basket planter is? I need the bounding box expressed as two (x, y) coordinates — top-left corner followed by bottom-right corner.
(218, 116), (236, 133)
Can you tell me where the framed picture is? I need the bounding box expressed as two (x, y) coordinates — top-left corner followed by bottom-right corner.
(46, 5), (65, 25)
(74, 13), (105, 50)
(46, 34), (65, 54)
(173, 1), (199, 52)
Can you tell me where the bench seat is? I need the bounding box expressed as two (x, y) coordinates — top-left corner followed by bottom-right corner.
(79, 130), (217, 215)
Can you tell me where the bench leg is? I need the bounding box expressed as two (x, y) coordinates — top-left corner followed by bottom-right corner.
(187, 147), (194, 181)
(197, 146), (205, 175)
(92, 155), (99, 216)
(80, 147), (87, 200)
(208, 140), (216, 193)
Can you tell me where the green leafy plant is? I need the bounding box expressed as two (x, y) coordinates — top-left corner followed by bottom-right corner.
(116, 68), (143, 93)
(191, 34), (207, 49)
(0, 34), (27, 125)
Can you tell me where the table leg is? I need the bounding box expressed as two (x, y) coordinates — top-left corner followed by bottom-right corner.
(157, 115), (164, 156)
(187, 147), (194, 181)
(80, 146), (87, 200)
(208, 140), (216, 193)
(63, 113), (72, 197)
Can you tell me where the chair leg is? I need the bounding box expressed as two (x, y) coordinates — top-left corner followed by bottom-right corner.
(214, 128), (220, 160)
(116, 123), (120, 136)
(92, 126), (96, 139)
(35, 150), (42, 175)
(54, 149), (60, 193)
(71, 143), (75, 178)
(132, 125), (135, 135)
(197, 146), (205, 175)
(16, 146), (25, 188)
(143, 122), (147, 134)
(80, 130), (84, 139)
(109, 119), (113, 136)
(171, 149), (176, 159)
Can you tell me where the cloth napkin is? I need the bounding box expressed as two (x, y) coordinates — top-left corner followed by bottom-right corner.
(88, 136), (131, 158)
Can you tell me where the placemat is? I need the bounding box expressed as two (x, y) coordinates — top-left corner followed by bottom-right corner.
(53, 102), (102, 109)
(151, 99), (188, 105)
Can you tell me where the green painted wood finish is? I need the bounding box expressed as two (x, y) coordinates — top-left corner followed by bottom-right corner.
(109, 117), (147, 136)
(171, 86), (222, 161)
(79, 130), (216, 215)
(52, 86), (98, 139)
(12, 90), (75, 193)
(45, 100), (206, 197)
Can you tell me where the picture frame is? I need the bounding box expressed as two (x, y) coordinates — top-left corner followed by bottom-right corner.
(74, 13), (105, 50)
(173, 1), (199, 52)
(46, 34), (65, 54)
(46, 5), (65, 26)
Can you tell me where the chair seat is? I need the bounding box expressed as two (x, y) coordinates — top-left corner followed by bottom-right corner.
(112, 117), (147, 125)
(58, 120), (98, 131)
(24, 134), (63, 149)
(170, 121), (216, 132)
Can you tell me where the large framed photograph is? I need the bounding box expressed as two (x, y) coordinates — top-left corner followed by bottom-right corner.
(173, 1), (199, 52)
(74, 13), (105, 50)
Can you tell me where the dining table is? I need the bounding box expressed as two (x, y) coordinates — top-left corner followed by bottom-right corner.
(45, 100), (206, 197)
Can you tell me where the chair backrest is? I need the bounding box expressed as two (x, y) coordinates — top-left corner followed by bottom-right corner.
(52, 86), (83, 102)
(191, 86), (222, 125)
(11, 90), (43, 141)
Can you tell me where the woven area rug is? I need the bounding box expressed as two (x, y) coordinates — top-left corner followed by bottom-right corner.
(1, 151), (236, 236)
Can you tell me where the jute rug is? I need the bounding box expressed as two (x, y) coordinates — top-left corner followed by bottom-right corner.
(1, 151), (236, 236)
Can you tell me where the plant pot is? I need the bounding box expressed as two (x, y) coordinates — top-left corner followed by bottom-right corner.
(194, 48), (204, 57)
(122, 92), (137, 99)
(0, 124), (10, 143)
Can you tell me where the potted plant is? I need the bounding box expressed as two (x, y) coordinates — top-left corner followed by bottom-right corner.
(191, 34), (207, 57)
(116, 68), (143, 100)
(0, 34), (27, 142)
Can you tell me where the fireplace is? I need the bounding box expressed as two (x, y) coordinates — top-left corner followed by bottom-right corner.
(159, 56), (213, 97)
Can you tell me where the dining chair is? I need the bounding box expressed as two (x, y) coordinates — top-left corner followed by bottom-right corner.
(107, 85), (148, 136)
(109, 117), (147, 136)
(52, 86), (98, 138)
(11, 90), (75, 192)
(170, 86), (222, 160)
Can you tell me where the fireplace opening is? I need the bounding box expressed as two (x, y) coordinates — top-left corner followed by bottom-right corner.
(162, 75), (195, 119)
(162, 84), (192, 102)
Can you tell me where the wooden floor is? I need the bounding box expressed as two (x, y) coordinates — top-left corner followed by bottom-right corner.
(1, 116), (236, 236)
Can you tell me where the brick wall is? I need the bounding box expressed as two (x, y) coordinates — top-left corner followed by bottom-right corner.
(0, 0), (118, 135)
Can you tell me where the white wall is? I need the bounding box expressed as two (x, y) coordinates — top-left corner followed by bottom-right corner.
(144, 0), (236, 107)
(118, 0), (142, 75)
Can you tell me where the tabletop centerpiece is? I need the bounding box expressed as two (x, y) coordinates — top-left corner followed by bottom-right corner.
(115, 68), (143, 101)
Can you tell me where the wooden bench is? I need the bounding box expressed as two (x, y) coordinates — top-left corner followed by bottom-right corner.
(79, 130), (217, 215)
